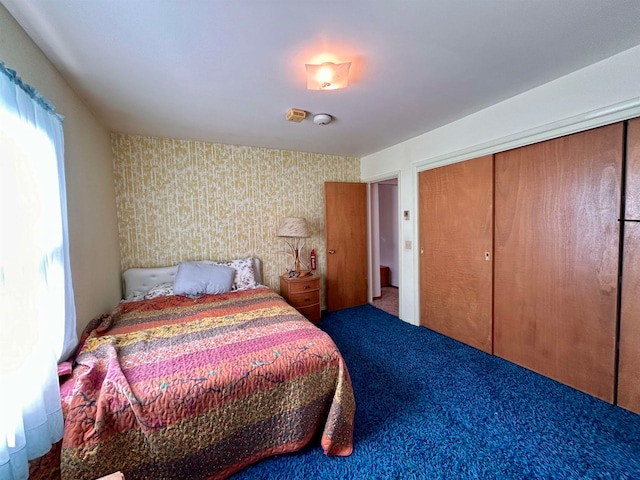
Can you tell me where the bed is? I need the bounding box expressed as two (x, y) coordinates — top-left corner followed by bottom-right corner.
(34, 258), (355, 480)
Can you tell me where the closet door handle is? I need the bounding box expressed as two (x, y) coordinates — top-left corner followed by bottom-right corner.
(328, 249), (336, 254)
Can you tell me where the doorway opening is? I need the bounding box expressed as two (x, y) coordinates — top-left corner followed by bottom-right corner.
(370, 177), (399, 317)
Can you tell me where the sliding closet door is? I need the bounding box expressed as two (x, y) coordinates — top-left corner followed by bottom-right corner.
(494, 123), (622, 402)
(419, 155), (493, 353)
(618, 117), (640, 414)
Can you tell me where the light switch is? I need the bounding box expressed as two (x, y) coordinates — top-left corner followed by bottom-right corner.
(405, 240), (412, 249)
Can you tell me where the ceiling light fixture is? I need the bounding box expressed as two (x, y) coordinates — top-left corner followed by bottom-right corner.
(305, 62), (351, 90)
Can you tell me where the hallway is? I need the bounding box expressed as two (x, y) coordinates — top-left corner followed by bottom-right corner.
(372, 286), (398, 317)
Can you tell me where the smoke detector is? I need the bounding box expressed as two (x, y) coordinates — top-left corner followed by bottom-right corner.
(313, 113), (332, 126)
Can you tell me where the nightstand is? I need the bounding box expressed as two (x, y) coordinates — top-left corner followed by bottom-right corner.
(279, 274), (321, 324)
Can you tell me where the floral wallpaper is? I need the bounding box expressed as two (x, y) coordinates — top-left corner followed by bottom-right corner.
(111, 133), (360, 305)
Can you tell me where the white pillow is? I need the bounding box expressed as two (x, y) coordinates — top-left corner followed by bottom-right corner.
(173, 262), (235, 296)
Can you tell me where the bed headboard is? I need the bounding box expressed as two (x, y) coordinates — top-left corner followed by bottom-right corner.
(122, 258), (263, 299)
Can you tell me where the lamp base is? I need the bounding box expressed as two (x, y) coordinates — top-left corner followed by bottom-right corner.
(282, 241), (309, 275)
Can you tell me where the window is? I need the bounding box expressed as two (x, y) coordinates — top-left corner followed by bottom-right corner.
(0, 62), (76, 480)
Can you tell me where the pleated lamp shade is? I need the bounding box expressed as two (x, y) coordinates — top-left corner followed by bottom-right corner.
(277, 217), (310, 238)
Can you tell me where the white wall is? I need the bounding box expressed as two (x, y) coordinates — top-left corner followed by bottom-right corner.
(361, 45), (640, 326)
(0, 4), (122, 334)
(378, 184), (398, 286)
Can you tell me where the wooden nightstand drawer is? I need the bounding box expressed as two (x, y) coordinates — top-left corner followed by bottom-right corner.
(297, 304), (321, 323)
(288, 277), (319, 294)
(288, 290), (320, 307)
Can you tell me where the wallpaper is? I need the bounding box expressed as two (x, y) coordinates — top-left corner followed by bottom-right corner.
(111, 133), (360, 304)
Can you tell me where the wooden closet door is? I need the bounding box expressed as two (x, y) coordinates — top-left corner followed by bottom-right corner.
(618, 117), (640, 414)
(494, 123), (622, 402)
(419, 155), (494, 353)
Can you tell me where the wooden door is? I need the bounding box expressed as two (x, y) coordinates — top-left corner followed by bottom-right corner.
(418, 155), (494, 353)
(325, 182), (367, 311)
(618, 117), (640, 414)
(494, 123), (623, 403)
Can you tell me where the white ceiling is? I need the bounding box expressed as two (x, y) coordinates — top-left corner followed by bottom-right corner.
(3, 0), (640, 157)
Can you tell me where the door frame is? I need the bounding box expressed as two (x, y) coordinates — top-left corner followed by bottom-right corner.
(367, 173), (401, 316)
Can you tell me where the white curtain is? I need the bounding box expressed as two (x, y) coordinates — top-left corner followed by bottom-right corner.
(0, 63), (77, 479)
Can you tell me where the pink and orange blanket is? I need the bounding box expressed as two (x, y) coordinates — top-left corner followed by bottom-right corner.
(32, 287), (354, 479)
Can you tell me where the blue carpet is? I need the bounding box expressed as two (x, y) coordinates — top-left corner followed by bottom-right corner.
(234, 305), (640, 479)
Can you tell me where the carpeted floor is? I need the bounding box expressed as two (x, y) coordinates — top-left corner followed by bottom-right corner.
(234, 305), (640, 479)
(372, 286), (399, 317)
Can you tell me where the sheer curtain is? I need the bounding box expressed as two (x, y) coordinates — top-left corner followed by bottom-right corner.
(0, 63), (77, 479)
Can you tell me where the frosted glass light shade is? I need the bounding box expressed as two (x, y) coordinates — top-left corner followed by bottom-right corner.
(305, 62), (351, 90)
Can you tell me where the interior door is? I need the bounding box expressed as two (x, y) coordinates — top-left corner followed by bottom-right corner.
(418, 155), (494, 353)
(494, 123), (622, 403)
(325, 182), (367, 311)
(618, 117), (640, 414)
